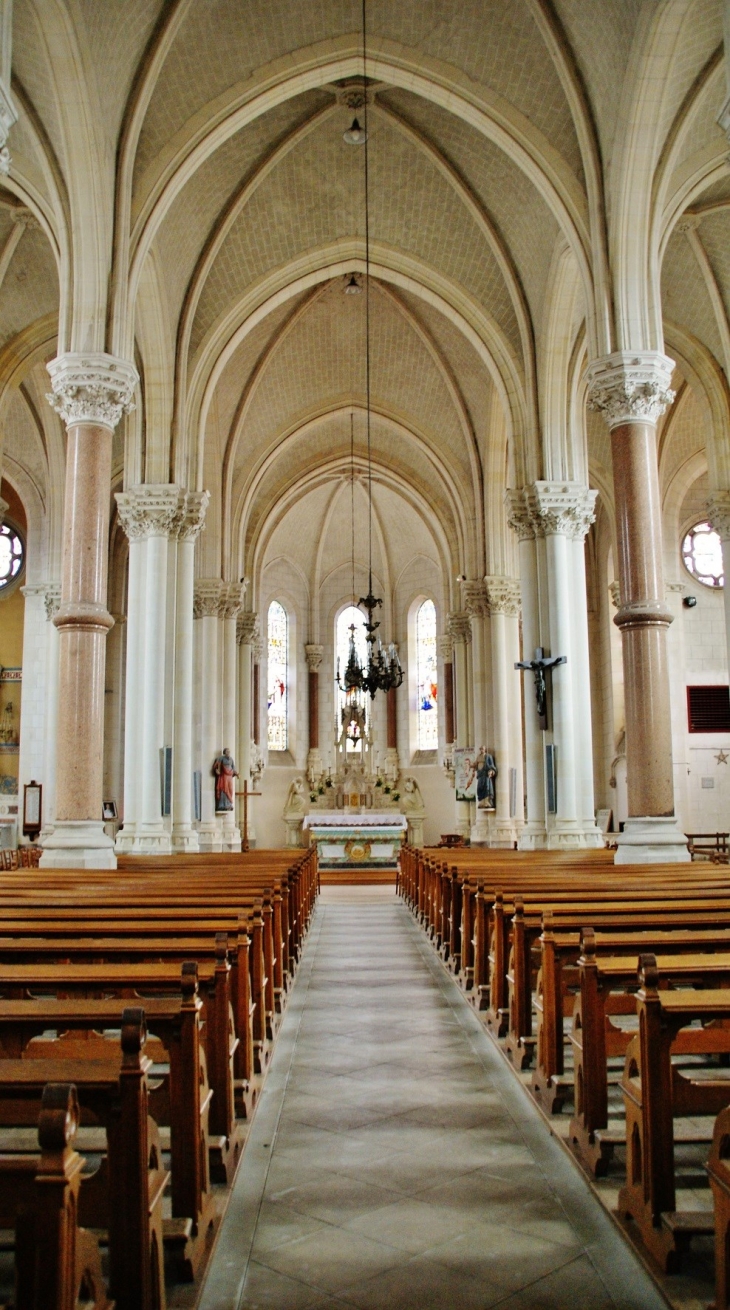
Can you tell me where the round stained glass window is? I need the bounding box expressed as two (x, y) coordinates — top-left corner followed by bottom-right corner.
(0, 524), (23, 591)
(682, 521), (724, 589)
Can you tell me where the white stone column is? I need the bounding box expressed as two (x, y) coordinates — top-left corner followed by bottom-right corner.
(171, 493), (208, 852)
(41, 353), (138, 869)
(529, 482), (602, 850)
(709, 492), (730, 670)
(115, 486), (186, 854)
(507, 493), (547, 849)
(447, 611), (472, 838)
(462, 583), (490, 844)
(194, 580), (223, 852)
(237, 613), (258, 845)
(305, 642), (324, 785)
(220, 582), (244, 850)
(17, 581), (51, 839)
(485, 577), (523, 846)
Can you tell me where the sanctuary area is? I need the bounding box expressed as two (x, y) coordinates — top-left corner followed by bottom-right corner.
(0, 2), (729, 1308)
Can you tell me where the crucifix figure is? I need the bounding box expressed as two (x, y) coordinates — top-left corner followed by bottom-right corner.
(515, 647), (567, 730)
(235, 778), (262, 852)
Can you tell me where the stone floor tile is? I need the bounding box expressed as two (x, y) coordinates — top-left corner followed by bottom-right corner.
(489, 1253), (617, 1309)
(238, 1259), (326, 1310)
(341, 1195), (473, 1253)
(340, 1252), (506, 1310)
(258, 1226), (404, 1295)
(267, 1169), (404, 1225)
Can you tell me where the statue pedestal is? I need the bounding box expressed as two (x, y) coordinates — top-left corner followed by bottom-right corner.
(406, 814), (425, 847)
(284, 816), (305, 848)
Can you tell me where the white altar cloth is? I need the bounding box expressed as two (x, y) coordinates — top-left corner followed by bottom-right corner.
(303, 812), (406, 829)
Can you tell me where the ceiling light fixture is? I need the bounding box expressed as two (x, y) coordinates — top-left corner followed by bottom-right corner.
(336, 0), (402, 702)
(344, 273), (362, 294)
(343, 116), (367, 145)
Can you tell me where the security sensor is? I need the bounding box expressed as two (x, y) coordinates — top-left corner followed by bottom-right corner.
(683, 595), (697, 608)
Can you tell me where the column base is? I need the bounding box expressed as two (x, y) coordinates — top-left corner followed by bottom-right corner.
(40, 821), (117, 869)
(547, 820), (605, 851)
(115, 825), (172, 856)
(614, 816), (690, 864)
(222, 828), (241, 852)
(171, 826), (201, 854)
(454, 800), (471, 840)
(518, 822), (549, 850)
(197, 823), (223, 853)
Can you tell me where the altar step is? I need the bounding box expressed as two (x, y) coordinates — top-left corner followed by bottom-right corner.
(319, 869), (398, 885)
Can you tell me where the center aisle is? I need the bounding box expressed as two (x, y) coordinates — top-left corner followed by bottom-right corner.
(199, 888), (667, 1310)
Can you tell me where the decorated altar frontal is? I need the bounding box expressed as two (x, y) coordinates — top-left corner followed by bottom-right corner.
(303, 812), (406, 869)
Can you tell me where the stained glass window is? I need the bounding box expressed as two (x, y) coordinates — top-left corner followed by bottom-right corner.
(682, 521), (724, 589)
(0, 525), (23, 590)
(267, 601), (288, 750)
(336, 605), (368, 752)
(416, 599), (438, 750)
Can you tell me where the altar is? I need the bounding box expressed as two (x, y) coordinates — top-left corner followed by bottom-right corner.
(303, 812), (406, 869)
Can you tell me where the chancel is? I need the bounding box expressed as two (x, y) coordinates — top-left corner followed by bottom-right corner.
(0, 2), (729, 1308)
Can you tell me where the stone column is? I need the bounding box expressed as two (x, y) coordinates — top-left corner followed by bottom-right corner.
(708, 492), (730, 669)
(447, 611), (472, 838)
(437, 634), (454, 748)
(194, 580), (223, 852)
(171, 493), (209, 853)
(587, 351), (689, 861)
(507, 493), (547, 849)
(40, 353), (138, 868)
(305, 643), (324, 784)
(485, 577), (523, 846)
(237, 613), (258, 844)
(220, 582), (244, 851)
(462, 583), (490, 844)
(530, 483), (603, 850)
(115, 485), (186, 855)
(384, 646), (400, 784)
(41, 584), (61, 837)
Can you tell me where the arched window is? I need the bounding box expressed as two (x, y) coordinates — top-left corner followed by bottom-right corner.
(336, 605), (368, 752)
(267, 601), (288, 750)
(416, 599), (438, 750)
(682, 521), (724, 589)
(0, 524), (23, 591)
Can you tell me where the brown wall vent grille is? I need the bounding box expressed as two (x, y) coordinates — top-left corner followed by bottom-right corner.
(687, 685), (730, 733)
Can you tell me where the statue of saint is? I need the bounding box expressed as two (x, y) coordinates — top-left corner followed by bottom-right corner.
(213, 748), (238, 812)
(476, 748), (497, 809)
(284, 776), (307, 818)
(401, 776), (425, 816)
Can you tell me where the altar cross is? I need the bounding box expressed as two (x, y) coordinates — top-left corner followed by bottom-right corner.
(515, 647), (567, 730)
(235, 779), (261, 852)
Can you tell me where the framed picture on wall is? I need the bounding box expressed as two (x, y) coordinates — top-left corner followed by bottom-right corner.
(22, 780), (42, 839)
(102, 799), (117, 822)
(453, 748), (478, 801)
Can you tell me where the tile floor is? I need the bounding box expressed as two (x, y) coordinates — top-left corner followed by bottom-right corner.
(198, 889), (669, 1310)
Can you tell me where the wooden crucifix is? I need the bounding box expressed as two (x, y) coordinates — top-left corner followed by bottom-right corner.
(515, 647), (567, 730)
(235, 779), (261, 852)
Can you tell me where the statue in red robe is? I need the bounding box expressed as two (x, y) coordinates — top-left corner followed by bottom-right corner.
(213, 748), (238, 812)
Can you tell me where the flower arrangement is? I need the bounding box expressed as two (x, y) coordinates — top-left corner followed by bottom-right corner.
(392, 791), (400, 802)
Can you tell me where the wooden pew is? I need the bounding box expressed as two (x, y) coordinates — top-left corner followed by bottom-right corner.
(708, 1104), (730, 1309)
(618, 956), (730, 1271)
(0, 1007), (168, 1310)
(569, 934), (730, 1174)
(0, 1081), (110, 1310)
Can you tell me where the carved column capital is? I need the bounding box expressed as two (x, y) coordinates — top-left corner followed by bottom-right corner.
(609, 580), (621, 609)
(0, 78), (17, 176)
(236, 612), (259, 646)
(461, 580), (489, 617)
(178, 490), (210, 541)
(447, 611), (472, 644)
(305, 643), (324, 672)
(47, 353), (139, 431)
(530, 482), (597, 539)
(0, 494), (7, 527)
(708, 491), (730, 542)
(484, 576), (521, 615)
(193, 579), (223, 619)
(115, 484), (186, 541)
(505, 487), (535, 540)
(436, 634), (453, 662)
(219, 581), (245, 621)
(586, 351), (675, 429)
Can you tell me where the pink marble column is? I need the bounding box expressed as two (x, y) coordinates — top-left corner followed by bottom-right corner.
(588, 351), (689, 862)
(40, 354), (138, 868)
